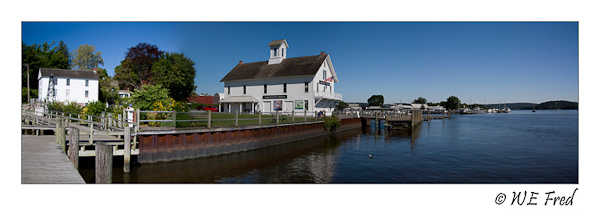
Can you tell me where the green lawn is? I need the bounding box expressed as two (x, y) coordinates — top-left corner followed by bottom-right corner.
(141, 112), (320, 128)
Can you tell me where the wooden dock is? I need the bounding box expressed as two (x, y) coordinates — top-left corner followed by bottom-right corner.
(21, 135), (85, 184)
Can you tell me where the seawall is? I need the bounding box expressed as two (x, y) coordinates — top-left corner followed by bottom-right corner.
(137, 118), (362, 163)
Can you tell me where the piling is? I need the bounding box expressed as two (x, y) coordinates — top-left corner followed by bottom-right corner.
(258, 111), (262, 126)
(68, 127), (79, 169)
(95, 142), (113, 184)
(57, 119), (66, 153)
(89, 115), (93, 144)
(208, 110), (212, 128)
(124, 127), (131, 173)
(235, 110), (239, 127)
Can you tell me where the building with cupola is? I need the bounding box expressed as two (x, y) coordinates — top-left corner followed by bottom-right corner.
(219, 39), (342, 116)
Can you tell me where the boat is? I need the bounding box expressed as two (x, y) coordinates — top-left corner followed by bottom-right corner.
(498, 107), (511, 113)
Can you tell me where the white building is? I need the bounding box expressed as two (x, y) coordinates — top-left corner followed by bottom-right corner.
(38, 68), (99, 106)
(219, 39), (342, 116)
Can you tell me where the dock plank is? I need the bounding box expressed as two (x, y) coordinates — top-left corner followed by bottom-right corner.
(21, 135), (86, 184)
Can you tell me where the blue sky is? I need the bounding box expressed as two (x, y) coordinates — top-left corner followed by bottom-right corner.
(21, 22), (578, 104)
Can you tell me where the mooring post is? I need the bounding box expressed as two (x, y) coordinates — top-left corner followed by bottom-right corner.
(101, 112), (105, 130)
(55, 118), (61, 144)
(258, 111), (262, 126)
(108, 113), (112, 127)
(208, 110), (212, 128)
(89, 115), (93, 144)
(69, 127), (79, 170)
(95, 142), (113, 184)
(124, 127), (131, 173)
(235, 110), (239, 127)
(314, 111), (318, 121)
(292, 110), (295, 123)
(276, 110), (279, 125)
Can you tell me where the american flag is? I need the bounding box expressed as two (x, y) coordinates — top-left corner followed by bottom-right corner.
(325, 76), (334, 82)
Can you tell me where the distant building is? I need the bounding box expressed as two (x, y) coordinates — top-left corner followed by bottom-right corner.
(188, 95), (215, 104)
(219, 39), (342, 115)
(38, 68), (99, 106)
(117, 90), (131, 98)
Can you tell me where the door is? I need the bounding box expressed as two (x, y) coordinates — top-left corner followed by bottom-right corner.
(263, 101), (271, 114)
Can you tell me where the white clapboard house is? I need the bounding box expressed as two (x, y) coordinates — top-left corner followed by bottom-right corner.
(38, 68), (99, 106)
(219, 39), (342, 116)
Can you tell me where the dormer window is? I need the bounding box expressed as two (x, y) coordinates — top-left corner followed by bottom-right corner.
(268, 39), (289, 65)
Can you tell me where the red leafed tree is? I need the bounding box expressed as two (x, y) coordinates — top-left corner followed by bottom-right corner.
(114, 43), (164, 90)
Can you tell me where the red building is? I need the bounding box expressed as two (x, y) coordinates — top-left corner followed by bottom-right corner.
(188, 95), (215, 105)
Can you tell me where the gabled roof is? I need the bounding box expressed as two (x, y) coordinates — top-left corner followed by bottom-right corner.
(268, 39), (289, 48)
(39, 68), (99, 80)
(220, 54), (328, 82)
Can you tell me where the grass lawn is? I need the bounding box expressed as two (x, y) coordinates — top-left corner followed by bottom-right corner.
(141, 112), (320, 128)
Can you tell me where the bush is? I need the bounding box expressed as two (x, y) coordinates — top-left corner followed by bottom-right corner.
(46, 100), (83, 114)
(324, 114), (341, 132)
(85, 101), (106, 117)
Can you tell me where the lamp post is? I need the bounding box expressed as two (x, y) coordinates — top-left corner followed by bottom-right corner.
(23, 63), (30, 103)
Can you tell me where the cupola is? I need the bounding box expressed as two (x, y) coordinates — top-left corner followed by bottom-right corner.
(268, 39), (289, 65)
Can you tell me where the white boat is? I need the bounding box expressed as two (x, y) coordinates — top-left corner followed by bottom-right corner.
(498, 107), (511, 113)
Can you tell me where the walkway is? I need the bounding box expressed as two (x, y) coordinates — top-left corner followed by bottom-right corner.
(21, 135), (85, 184)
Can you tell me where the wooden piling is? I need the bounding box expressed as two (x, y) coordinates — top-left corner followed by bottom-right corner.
(258, 111), (262, 126)
(95, 142), (113, 184)
(235, 110), (239, 127)
(124, 127), (131, 173)
(89, 115), (93, 144)
(68, 127), (79, 170)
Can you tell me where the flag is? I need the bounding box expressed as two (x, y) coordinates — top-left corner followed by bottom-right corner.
(325, 76), (334, 82)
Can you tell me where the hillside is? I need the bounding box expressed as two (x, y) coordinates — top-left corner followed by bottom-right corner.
(484, 100), (578, 110)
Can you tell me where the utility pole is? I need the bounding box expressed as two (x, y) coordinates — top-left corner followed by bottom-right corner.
(24, 63), (30, 103)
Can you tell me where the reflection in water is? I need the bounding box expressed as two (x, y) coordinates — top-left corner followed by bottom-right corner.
(80, 128), (366, 183)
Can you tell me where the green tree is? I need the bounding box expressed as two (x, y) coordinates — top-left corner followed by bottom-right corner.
(71, 44), (104, 70)
(413, 97), (427, 104)
(151, 52), (197, 101)
(114, 43), (164, 90)
(336, 101), (349, 110)
(368, 95), (384, 106)
(22, 41), (70, 101)
(96, 68), (118, 104)
(130, 84), (171, 110)
(444, 96), (461, 110)
(84, 101), (106, 117)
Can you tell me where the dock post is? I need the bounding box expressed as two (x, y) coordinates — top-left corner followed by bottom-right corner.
(101, 112), (105, 130)
(95, 142), (113, 184)
(235, 110), (239, 127)
(292, 110), (295, 123)
(89, 115), (93, 144)
(314, 111), (317, 121)
(124, 127), (131, 173)
(258, 111), (262, 126)
(58, 119), (66, 153)
(118, 113), (122, 128)
(427, 110), (431, 120)
(208, 110), (212, 128)
(69, 127), (79, 170)
(108, 113), (112, 127)
(276, 111), (279, 125)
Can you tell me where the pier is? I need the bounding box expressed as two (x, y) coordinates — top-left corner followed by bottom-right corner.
(360, 109), (451, 130)
(21, 135), (85, 184)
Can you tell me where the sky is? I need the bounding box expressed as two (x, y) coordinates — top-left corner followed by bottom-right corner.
(21, 22), (578, 104)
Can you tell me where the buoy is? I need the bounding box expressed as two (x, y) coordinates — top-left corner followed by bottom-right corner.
(369, 155), (373, 159)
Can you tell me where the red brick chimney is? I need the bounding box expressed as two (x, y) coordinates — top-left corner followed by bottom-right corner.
(92, 67), (98, 74)
(239, 60), (243, 65)
(320, 52), (325, 56)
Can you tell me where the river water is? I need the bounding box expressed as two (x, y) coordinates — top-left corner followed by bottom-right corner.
(79, 110), (578, 183)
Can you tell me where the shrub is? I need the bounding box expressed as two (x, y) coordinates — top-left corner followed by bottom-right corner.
(85, 101), (106, 117)
(324, 114), (341, 132)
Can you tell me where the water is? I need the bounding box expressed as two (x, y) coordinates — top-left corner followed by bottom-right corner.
(78, 110), (578, 183)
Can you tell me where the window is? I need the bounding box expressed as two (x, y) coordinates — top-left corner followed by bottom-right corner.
(66, 79), (70, 86)
(283, 83), (287, 93)
(66, 89), (70, 99)
(282, 48), (285, 57)
(85, 90), (89, 98)
(52, 77), (57, 85)
(305, 100), (309, 110)
(274, 49), (277, 57)
(304, 82), (309, 93)
(323, 70), (327, 80)
(264, 84), (267, 94)
(85, 80), (89, 87)
(243, 85), (246, 94)
(227, 86), (230, 95)
(84, 103), (88, 106)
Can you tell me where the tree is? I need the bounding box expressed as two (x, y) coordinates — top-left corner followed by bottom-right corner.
(444, 96), (461, 110)
(22, 41), (70, 102)
(130, 84), (171, 111)
(368, 95), (384, 107)
(413, 97), (427, 104)
(150, 52), (197, 101)
(96, 68), (118, 104)
(336, 101), (349, 110)
(114, 43), (164, 90)
(71, 44), (104, 70)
